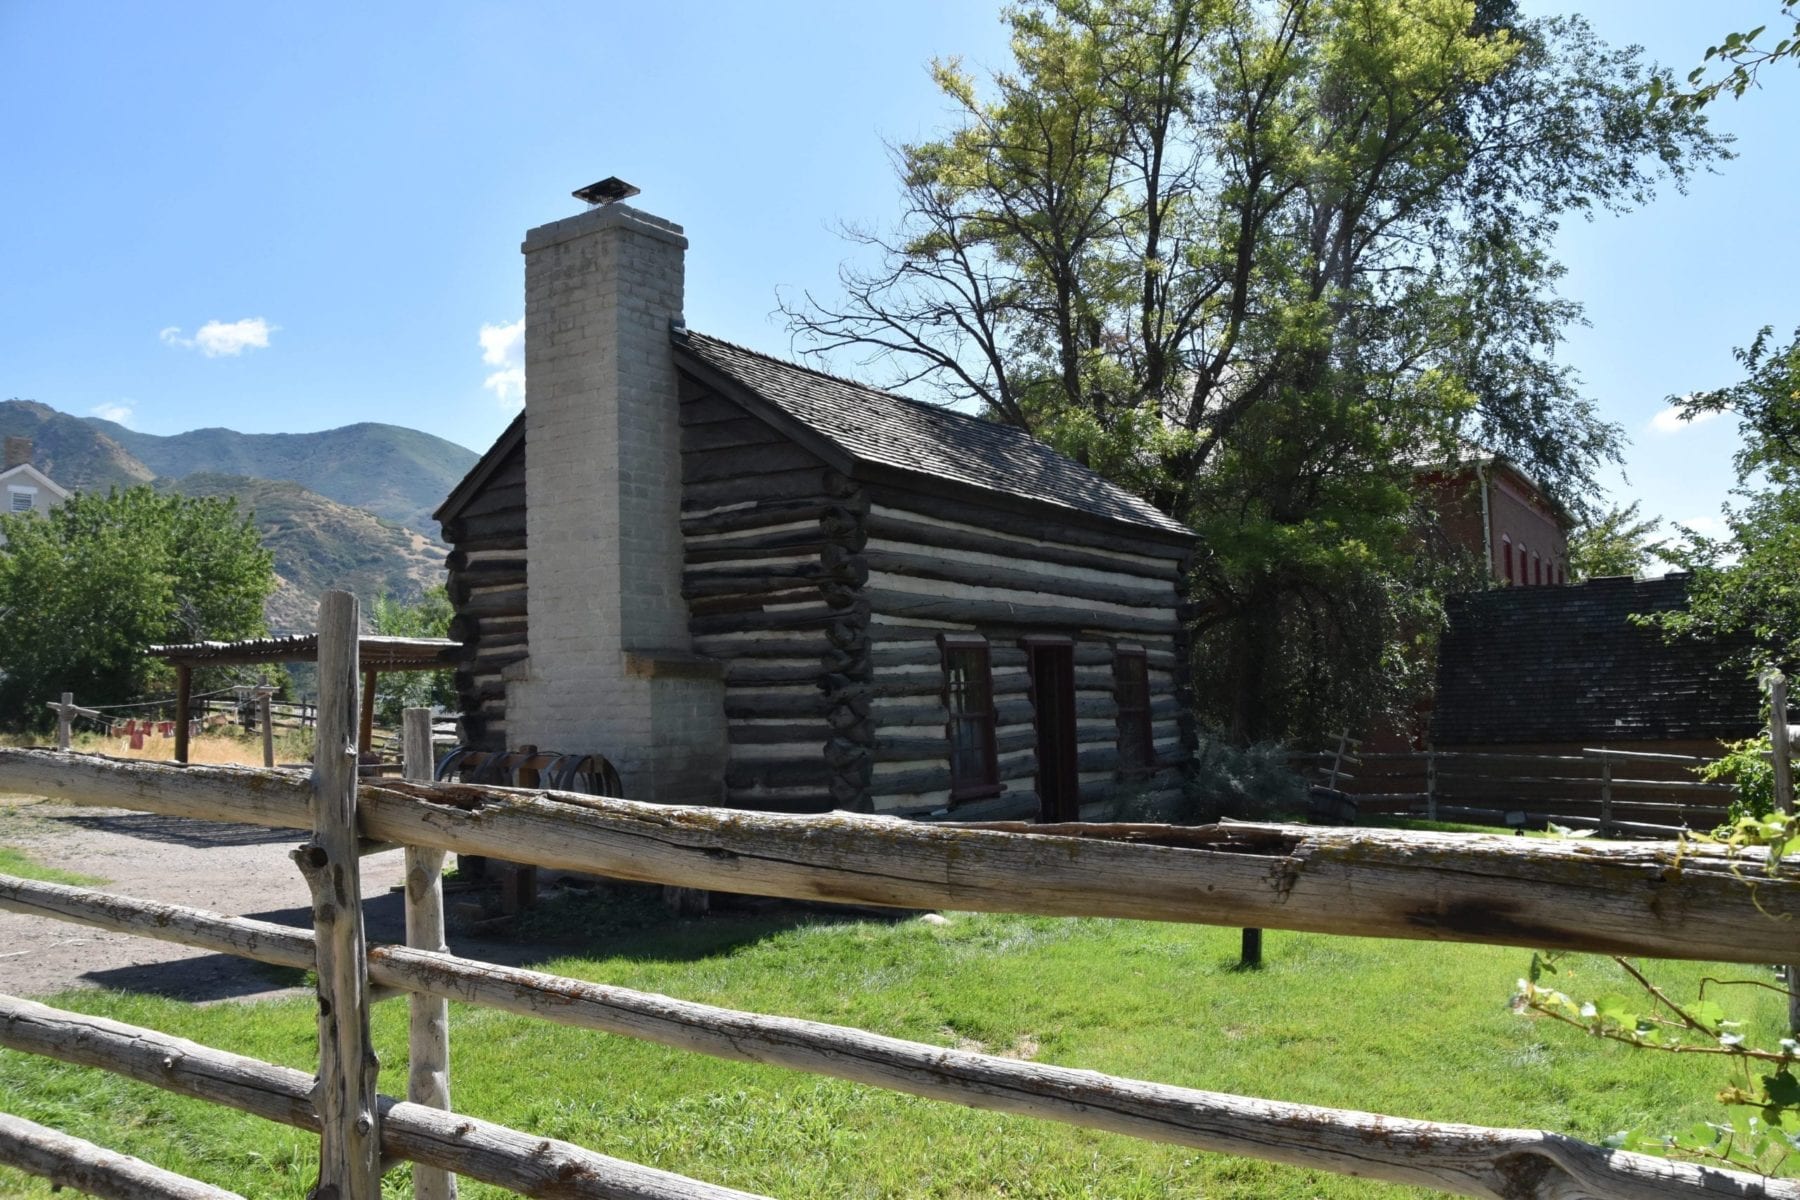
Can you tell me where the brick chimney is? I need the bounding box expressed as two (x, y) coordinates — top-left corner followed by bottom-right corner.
(504, 186), (727, 804)
(4, 437), (31, 470)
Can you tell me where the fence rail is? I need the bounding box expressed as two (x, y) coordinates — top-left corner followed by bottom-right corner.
(2, 593), (1796, 1200)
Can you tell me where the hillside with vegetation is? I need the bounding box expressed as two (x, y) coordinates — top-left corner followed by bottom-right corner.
(158, 473), (446, 633)
(0, 399), (465, 632)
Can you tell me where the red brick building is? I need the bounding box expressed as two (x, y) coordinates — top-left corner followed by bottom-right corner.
(1417, 455), (1570, 586)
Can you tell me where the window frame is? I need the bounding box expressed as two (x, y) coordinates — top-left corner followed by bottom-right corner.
(939, 633), (1001, 802)
(7, 486), (35, 514)
(1112, 645), (1156, 777)
(1501, 536), (1513, 583)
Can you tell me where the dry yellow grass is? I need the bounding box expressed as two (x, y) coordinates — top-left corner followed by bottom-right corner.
(7, 729), (314, 767)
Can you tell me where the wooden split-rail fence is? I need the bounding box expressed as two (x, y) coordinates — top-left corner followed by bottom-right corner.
(1, 593), (1798, 1199)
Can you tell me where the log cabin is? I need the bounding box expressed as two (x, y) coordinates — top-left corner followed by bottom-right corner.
(435, 185), (1196, 821)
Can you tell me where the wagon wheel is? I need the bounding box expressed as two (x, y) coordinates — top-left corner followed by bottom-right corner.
(434, 746), (478, 781)
(547, 752), (622, 797)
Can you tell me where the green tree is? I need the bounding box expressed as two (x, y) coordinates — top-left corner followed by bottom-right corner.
(370, 586), (456, 727)
(1654, 1), (1800, 110)
(0, 487), (273, 725)
(1566, 500), (1662, 581)
(1646, 327), (1800, 677)
(790, 0), (1718, 740)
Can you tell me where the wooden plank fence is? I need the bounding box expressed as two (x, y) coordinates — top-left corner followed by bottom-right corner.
(1292, 741), (1740, 835)
(0, 592), (1796, 1199)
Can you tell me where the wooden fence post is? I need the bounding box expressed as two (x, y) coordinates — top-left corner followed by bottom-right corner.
(55, 693), (72, 751)
(402, 706), (456, 1200)
(173, 666), (191, 764)
(293, 591), (382, 1199)
(1768, 671), (1799, 1037)
(257, 686), (276, 770)
(1424, 751), (1437, 822)
(1599, 756), (1613, 837)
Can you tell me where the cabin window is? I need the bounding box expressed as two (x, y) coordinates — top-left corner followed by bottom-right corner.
(1113, 648), (1155, 774)
(940, 635), (999, 800)
(8, 487), (34, 513)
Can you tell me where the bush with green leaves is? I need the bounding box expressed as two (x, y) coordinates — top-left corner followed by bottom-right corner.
(0, 486), (273, 727)
(1120, 736), (1306, 826)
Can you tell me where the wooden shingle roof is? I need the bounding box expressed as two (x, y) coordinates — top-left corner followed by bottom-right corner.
(1430, 574), (1759, 746)
(674, 332), (1194, 543)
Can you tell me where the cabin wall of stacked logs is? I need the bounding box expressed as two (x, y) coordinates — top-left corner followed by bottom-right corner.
(680, 381), (1193, 817)
(440, 440), (527, 753)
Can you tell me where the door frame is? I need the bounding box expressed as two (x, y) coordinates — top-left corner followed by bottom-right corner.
(1021, 636), (1079, 823)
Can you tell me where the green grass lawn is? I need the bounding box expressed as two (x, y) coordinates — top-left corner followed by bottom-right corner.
(1, 888), (1790, 1198)
(0, 844), (101, 886)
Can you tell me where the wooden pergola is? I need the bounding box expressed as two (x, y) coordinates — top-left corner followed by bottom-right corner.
(150, 634), (461, 762)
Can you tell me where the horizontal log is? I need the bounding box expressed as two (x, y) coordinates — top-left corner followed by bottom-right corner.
(0, 1111), (244, 1200)
(682, 470), (828, 511)
(444, 529), (526, 555)
(679, 389), (749, 426)
(683, 442), (825, 486)
(680, 415), (788, 452)
(681, 496), (868, 539)
(695, 635), (833, 660)
(863, 512), (1182, 583)
(723, 790), (838, 813)
(689, 605), (846, 636)
(863, 548), (1173, 610)
(460, 587), (528, 620)
(686, 533), (852, 566)
(4, 880), (1780, 1200)
(863, 487), (1192, 561)
(2, 750), (1795, 962)
(725, 759), (831, 790)
(724, 691), (831, 720)
(443, 510), (526, 544)
(0, 995), (768, 1200)
(863, 588), (1179, 637)
(452, 481), (525, 521)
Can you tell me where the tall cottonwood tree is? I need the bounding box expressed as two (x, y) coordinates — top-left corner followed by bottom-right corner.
(789, 0), (1720, 740)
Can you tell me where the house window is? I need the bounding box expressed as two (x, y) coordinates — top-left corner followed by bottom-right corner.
(8, 488), (34, 513)
(940, 635), (999, 800)
(1532, 552), (1542, 585)
(1502, 537), (1513, 583)
(1114, 648), (1155, 774)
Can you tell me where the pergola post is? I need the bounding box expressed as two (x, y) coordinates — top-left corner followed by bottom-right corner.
(173, 667), (192, 764)
(359, 669), (379, 764)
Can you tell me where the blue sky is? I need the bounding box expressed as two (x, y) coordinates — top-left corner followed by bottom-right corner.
(1, 2), (1792, 542)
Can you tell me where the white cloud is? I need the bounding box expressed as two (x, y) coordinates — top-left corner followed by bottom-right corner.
(160, 317), (276, 357)
(90, 401), (134, 426)
(479, 318), (525, 406)
(1648, 404), (1720, 434)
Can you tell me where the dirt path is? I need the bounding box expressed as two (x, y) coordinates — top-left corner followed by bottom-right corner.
(0, 796), (415, 1001)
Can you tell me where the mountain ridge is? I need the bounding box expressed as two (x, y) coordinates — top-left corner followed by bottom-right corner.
(0, 399), (471, 632)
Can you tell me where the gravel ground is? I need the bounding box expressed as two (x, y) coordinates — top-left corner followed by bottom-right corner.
(0, 796), (415, 1001)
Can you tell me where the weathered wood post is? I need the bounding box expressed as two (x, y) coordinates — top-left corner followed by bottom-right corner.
(358, 669), (379, 768)
(1769, 671), (1799, 1036)
(402, 706), (456, 1200)
(293, 591), (382, 1199)
(257, 686), (277, 769)
(173, 666), (192, 764)
(1599, 756), (1614, 836)
(45, 694), (102, 753)
(1424, 750), (1437, 822)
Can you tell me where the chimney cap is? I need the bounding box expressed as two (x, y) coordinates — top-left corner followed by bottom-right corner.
(574, 177), (641, 207)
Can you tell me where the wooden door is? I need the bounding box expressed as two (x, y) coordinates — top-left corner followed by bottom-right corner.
(1027, 641), (1080, 822)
